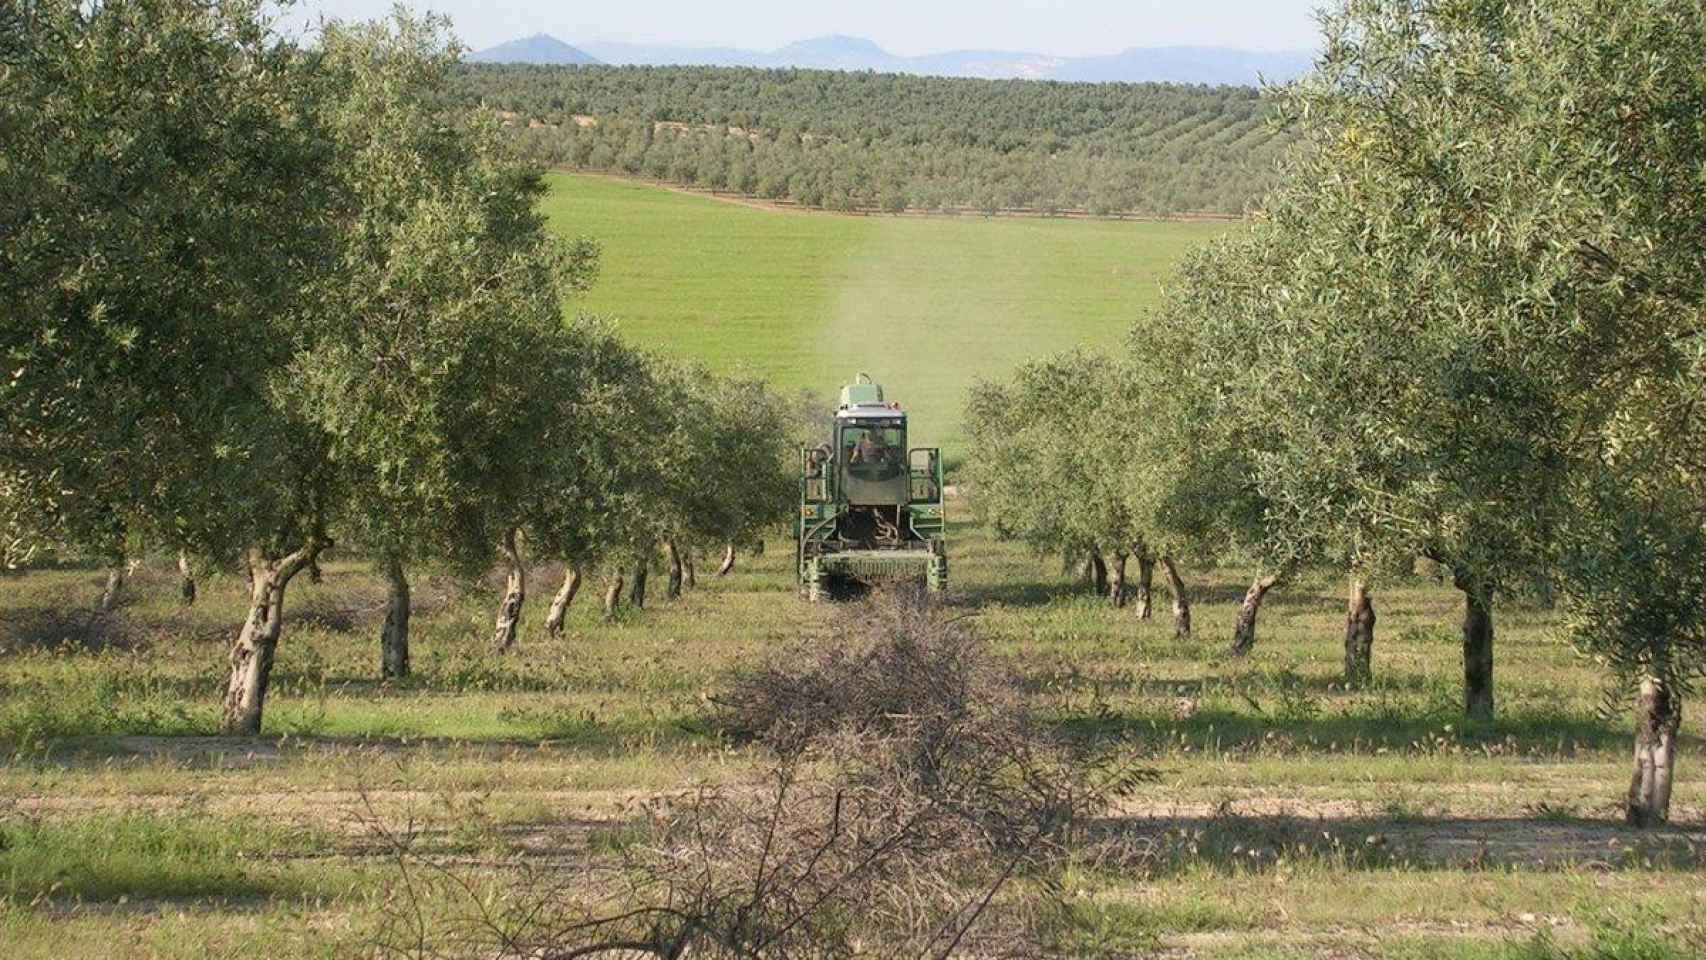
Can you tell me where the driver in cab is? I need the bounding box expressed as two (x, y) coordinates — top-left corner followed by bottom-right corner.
(851, 431), (886, 465)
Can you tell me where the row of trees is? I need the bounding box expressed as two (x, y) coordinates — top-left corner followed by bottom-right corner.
(0, 2), (796, 734)
(965, 0), (1705, 826)
(454, 63), (1288, 215)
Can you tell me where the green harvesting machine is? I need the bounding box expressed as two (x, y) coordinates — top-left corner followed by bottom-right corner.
(795, 374), (947, 600)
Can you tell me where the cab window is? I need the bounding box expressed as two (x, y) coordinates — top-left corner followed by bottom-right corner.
(841, 422), (905, 481)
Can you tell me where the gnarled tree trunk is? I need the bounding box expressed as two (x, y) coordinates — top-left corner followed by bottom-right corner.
(98, 561), (126, 612)
(492, 528), (525, 652)
(1089, 553), (1108, 597)
(1344, 579), (1376, 685)
(629, 559), (649, 609)
(716, 543), (736, 577)
(1229, 572), (1281, 656)
(224, 540), (324, 735)
(1454, 570), (1494, 721)
(544, 566), (583, 637)
(1134, 552), (1155, 620)
(1108, 552), (1127, 608)
(603, 572), (625, 618)
(1626, 675), (1680, 827)
(664, 540), (684, 599)
(1161, 556), (1191, 638)
(177, 552), (196, 606)
(683, 550), (696, 589)
(380, 555), (410, 680)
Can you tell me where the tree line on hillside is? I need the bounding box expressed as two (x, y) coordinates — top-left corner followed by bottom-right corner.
(965, 0), (1706, 827)
(0, 1), (798, 735)
(451, 63), (1289, 215)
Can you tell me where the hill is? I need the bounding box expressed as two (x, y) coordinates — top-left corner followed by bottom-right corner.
(540, 172), (1227, 447)
(468, 33), (600, 65)
(455, 64), (1290, 216)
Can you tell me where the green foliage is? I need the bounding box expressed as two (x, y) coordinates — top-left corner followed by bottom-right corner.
(0, 0), (335, 563)
(1124, 226), (1319, 573)
(963, 350), (1135, 560)
(291, 12), (601, 580)
(1235, 0), (1706, 599)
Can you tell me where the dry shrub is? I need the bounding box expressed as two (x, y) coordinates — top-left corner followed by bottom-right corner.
(373, 593), (1149, 958)
(715, 589), (997, 755)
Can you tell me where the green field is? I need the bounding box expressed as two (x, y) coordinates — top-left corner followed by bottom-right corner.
(542, 173), (1226, 446)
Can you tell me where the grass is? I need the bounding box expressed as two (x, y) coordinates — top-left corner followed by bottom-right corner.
(542, 172), (1226, 447)
(0, 812), (333, 903)
(3, 508), (1703, 957)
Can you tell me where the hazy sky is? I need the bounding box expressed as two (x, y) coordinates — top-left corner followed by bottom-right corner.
(281, 1), (1325, 56)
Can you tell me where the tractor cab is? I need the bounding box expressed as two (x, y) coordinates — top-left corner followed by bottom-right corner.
(796, 374), (947, 600)
(836, 382), (908, 506)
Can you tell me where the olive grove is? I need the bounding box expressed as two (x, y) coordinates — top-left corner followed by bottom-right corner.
(965, 0), (1706, 823)
(0, 0), (796, 734)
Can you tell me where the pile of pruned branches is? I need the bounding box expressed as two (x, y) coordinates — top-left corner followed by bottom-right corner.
(371, 592), (1151, 958)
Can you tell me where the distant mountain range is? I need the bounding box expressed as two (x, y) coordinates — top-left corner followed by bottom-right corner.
(469, 33), (1313, 86)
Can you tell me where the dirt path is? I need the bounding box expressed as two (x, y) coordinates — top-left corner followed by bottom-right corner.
(13, 780), (1703, 870)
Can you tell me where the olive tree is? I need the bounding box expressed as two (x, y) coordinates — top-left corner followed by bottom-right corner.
(963, 352), (1148, 609)
(292, 14), (598, 675)
(1557, 358), (1706, 825)
(660, 370), (796, 599)
(0, 0), (344, 734)
(1129, 228), (1360, 670)
(524, 320), (660, 636)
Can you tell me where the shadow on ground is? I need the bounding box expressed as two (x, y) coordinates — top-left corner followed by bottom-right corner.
(1096, 808), (1706, 874)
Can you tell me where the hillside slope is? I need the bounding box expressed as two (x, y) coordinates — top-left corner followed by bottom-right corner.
(541, 173), (1226, 447)
(458, 64), (1291, 216)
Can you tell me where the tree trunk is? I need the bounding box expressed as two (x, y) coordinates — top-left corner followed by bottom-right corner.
(1626, 675), (1680, 827)
(664, 540), (684, 600)
(1344, 579), (1376, 685)
(1161, 556), (1191, 638)
(544, 566), (583, 637)
(629, 559), (649, 609)
(1108, 552), (1127, 608)
(99, 563), (125, 612)
(1229, 573), (1281, 656)
(380, 555), (410, 680)
(1455, 571), (1494, 721)
(492, 528), (525, 652)
(177, 552), (196, 606)
(1134, 553), (1155, 621)
(603, 572), (625, 618)
(683, 550), (696, 589)
(223, 541), (322, 735)
(717, 543), (736, 577)
(1089, 553), (1108, 597)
